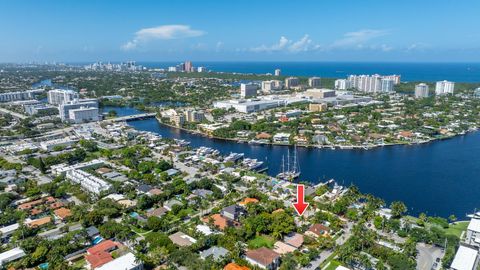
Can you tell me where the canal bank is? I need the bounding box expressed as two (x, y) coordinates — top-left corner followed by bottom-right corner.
(104, 106), (480, 218)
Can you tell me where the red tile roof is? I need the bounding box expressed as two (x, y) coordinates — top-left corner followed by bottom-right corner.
(87, 240), (121, 255)
(224, 263), (251, 270)
(85, 251), (113, 269)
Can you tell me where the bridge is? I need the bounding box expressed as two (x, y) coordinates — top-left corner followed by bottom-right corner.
(105, 113), (157, 122)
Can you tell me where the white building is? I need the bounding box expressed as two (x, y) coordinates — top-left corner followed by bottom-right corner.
(415, 83), (430, 98)
(68, 107), (100, 123)
(66, 169), (112, 195)
(348, 74), (399, 93)
(51, 159), (105, 176)
(0, 89), (43, 102)
(274, 69), (281, 76)
(435, 80), (455, 95)
(305, 89), (336, 99)
(285, 77), (299, 89)
(381, 78), (395, 92)
(214, 99), (285, 113)
(273, 133), (291, 143)
(335, 79), (351, 90)
(261, 80), (283, 93)
(0, 223), (19, 240)
(240, 83), (258, 98)
(59, 99), (98, 121)
(96, 252), (143, 270)
(40, 136), (78, 151)
(308, 77), (321, 88)
(382, 75), (401, 84)
(47, 89), (79, 105)
(465, 217), (480, 247)
(0, 247), (26, 267)
(450, 245), (479, 270)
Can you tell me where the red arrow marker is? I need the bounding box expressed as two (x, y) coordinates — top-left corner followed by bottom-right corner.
(293, 184), (309, 216)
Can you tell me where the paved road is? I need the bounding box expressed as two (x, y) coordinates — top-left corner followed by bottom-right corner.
(301, 221), (354, 270)
(416, 243), (443, 270)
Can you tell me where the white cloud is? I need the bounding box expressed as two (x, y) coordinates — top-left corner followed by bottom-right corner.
(122, 25), (205, 50)
(406, 42), (429, 51)
(331, 29), (389, 48)
(250, 35), (314, 53)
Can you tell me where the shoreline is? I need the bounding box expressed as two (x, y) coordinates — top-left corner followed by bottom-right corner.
(153, 117), (477, 151)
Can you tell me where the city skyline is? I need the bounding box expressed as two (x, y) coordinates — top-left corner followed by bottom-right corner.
(1, 0), (480, 62)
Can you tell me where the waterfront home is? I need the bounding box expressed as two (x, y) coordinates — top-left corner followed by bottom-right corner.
(273, 133), (291, 143)
(245, 247), (281, 270)
(465, 216), (480, 247)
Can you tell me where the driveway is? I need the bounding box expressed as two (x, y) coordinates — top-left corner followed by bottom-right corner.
(416, 243), (444, 270)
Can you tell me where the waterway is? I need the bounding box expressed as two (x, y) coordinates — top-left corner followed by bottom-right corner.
(103, 106), (480, 218)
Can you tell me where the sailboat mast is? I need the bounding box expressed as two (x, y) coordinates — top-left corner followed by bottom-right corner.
(287, 148), (290, 173)
(293, 145), (297, 173)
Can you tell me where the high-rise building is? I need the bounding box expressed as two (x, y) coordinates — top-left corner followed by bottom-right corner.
(382, 75), (401, 85)
(68, 107), (100, 123)
(274, 69), (281, 76)
(334, 79), (351, 90)
(240, 83), (258, 98)
(308, 77), (321, 88)
(0, 89), (43, 102)
(185, 110), (205, 122)
(47, 89), (79, 105)
(435, 80), (455, 95)
(261, 80), (283, 93)
(415, 83), (430, 98)
(348, 75), (395, 93)
(184, 61), (193, 72)
(59, 99), (98, 121)
(284, 77), (299, 89)
(380, 78), (395, 92)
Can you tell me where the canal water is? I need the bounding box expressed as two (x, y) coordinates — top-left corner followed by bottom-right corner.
(104, 106), (480, 218)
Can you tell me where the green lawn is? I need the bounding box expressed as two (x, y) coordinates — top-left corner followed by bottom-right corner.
(444, 221), (469, 238)
(324, 260), (342, 270)
(248, 235), (275, 249)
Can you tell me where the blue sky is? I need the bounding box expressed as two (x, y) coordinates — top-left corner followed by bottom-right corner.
(1, 0), (479, 62)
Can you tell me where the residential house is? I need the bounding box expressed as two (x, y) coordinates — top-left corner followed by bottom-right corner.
(221, 205), (246, 221)
(305, 224), (331, 238)
(245, 247), (281, 270)
(96, 252), (143, 270)
(168, 232), (197, 247)
(200, 246), (229, 261)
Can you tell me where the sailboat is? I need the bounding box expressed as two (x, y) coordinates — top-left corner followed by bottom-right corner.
(277, 145), (301, 181)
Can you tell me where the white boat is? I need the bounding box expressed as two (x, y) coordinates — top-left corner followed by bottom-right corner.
(224, 152), (244, 163)
(242, 158), (264, 170)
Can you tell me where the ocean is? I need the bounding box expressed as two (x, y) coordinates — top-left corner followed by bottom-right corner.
(139, 61), (480, 83)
